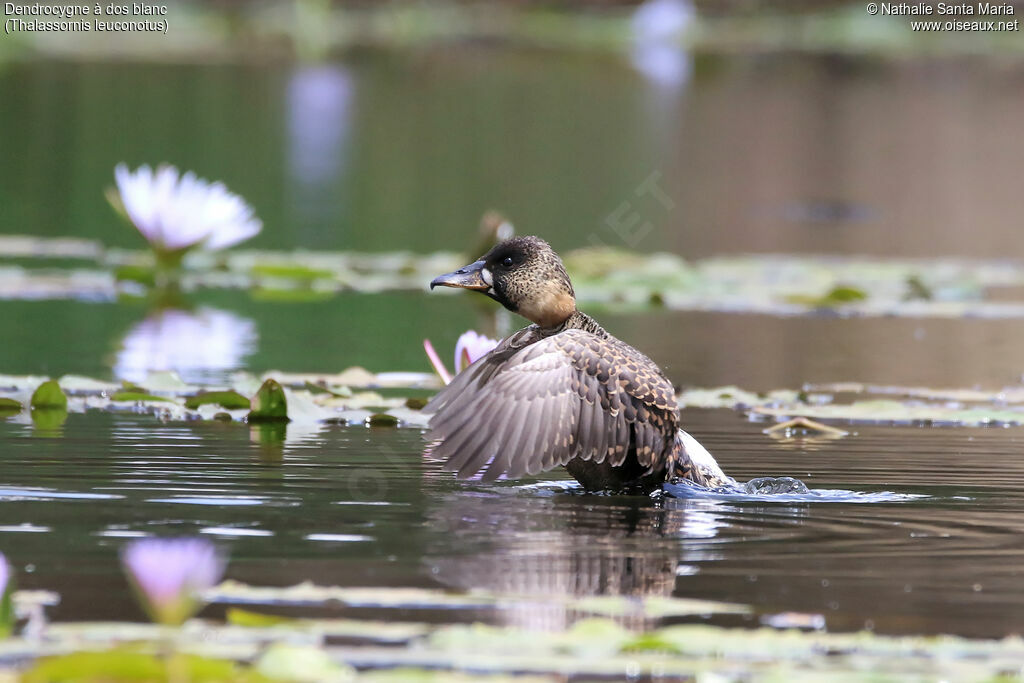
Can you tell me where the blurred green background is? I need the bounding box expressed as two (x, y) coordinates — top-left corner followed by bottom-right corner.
(3, 0), (1024, 381)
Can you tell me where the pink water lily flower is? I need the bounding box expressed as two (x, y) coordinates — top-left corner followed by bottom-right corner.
(112, 164), (262, 256)
(454, 330), (499, 373)
(121, 537), (225, 626)
(423, 330), (499, 385)
(0, 553), (10, 638)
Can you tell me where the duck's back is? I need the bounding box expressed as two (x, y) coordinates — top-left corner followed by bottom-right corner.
(425, 312), (704, 491)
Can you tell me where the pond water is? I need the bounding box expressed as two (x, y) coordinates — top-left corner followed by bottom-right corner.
(3, 46), (1024, 650)
(4, 407), (1024, 641)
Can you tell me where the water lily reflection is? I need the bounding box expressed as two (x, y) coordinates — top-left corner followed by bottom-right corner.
(114, 307), (257, 385)
(631, 0), (695, 90)
(287, 64), (354, 242)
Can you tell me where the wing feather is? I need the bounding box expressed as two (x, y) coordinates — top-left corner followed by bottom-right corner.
(425, 327), (679, 482)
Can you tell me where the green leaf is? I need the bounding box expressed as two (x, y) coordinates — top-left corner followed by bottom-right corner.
(368, 413), (399, 427)
(110, 391), (176, 403)
(248, 379), (289, 422)
(823, 285), (868, 303)
(21, 650), (268, 682)
(256, 643), (356, 682)
(787, 284), (868, 307)
(0, 397), (22, 415)
(186, 390), (251, 410)
(227, 607), (297, 627)
(251, 263), (335, 281)
(113, 264), (156, 286)
(0, 573), (14, 639)
(30, 380), (67, 410)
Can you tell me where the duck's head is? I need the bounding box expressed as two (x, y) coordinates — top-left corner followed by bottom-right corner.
(430, 236), (576, 328)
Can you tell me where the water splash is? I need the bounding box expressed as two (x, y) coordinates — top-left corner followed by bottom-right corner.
(663, 478), (928, 504)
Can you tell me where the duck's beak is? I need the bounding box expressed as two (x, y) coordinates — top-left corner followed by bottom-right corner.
(430, 260), (490, 291)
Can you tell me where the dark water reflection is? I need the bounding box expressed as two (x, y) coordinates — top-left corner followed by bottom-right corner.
(3, 409), (1024, 639)
(4, 53), (1023, 259)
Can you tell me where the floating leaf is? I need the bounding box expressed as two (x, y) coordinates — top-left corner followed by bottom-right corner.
(752, 400), (1024, 427)
(786, 284), (868, 307)
(207, 581), (497, 608)
(572, 595), (750, 619)
(0, 398), (21, 415)
(248, 380), (289, 423)
(226, 608), (296, 628)
(110, 391), (176, 403)
(904, 274), (933, 301)
(139, 371), (193, 393)
(251, 263), (335, 282)
(368, 413), (399, 427)
(20, 650), (264, 683)
(255, 644), (356, 682)
(186, 391), (251, 410)
(30, 381), (67, 410)
(302, 382), (352, 397)
(226, 608), (428, 643)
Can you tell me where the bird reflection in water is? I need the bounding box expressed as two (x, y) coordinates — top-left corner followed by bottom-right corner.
(424, 489), (734, 632)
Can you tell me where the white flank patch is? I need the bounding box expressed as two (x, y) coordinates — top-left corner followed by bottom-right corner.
(678, 429), (730, 483)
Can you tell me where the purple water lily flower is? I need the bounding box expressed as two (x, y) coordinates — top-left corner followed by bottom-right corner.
(424, 330), (499, 385)
(121, 537), (225, 626)
(0, 553), (8, 596)
(112, 164), (262, 256)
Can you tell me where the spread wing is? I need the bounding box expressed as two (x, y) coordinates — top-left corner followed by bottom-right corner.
(424, 328), (679, 481)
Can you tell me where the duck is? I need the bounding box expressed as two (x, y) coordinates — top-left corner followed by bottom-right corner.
(425, 235), (732, 493)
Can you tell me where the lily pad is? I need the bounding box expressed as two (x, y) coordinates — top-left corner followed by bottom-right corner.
(186, 391), (251, 410)
(368, 413), (400, 427)
(30, 381), (67, 410)
(0, 398), (21, 415)
(207, 581), (495, 609)
(226, 609), (429, 642)
(110, 392), (176, 404)
(255, 644), (355, 682)
(786, 284), (868, 307)
(20, 650), (265, 683)
(250, 263), (335, 282)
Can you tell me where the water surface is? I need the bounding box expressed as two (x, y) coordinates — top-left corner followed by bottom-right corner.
(3, 47), (1024, 643)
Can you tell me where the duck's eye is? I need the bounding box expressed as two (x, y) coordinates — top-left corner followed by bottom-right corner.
(501, 256), (514, 268)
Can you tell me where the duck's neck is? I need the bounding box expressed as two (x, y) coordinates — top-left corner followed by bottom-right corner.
(537, 310), (610, 339)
